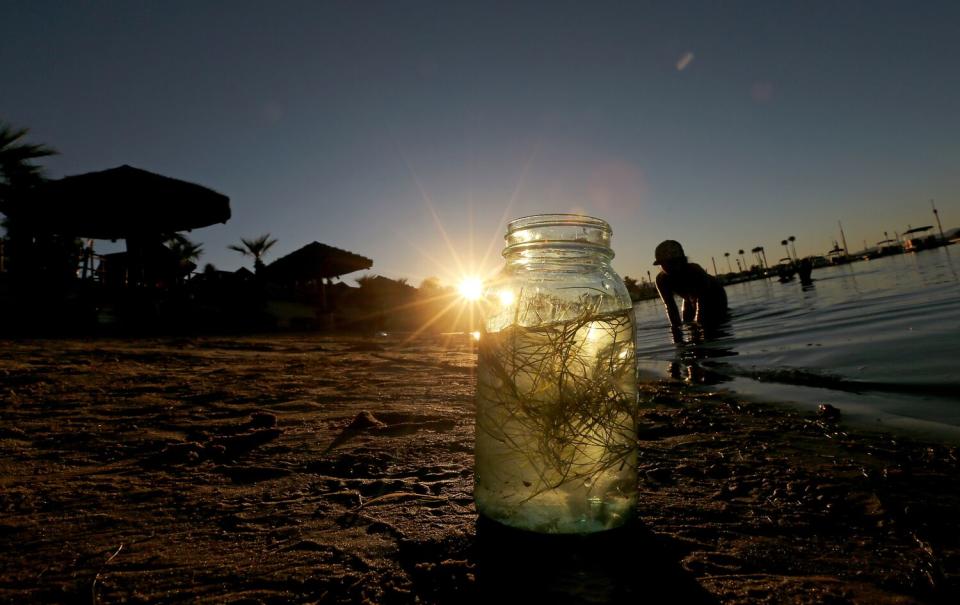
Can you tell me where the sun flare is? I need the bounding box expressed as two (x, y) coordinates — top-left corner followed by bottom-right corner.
(458, 277), (484, 301)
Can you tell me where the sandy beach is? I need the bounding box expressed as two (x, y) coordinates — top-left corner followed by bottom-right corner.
(1, 334), (957, 604)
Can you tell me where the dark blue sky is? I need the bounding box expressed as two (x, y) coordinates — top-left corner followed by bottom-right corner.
(3, 1), (958, 283)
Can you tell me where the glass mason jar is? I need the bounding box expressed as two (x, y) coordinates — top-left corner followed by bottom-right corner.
(475, 214), (638, 534)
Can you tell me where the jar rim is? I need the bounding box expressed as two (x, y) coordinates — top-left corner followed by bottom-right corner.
(506, 213), (612, 235)
(503, 213), (614, 258)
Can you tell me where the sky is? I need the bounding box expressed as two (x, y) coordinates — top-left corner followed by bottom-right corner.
(3, 0), (959, 285)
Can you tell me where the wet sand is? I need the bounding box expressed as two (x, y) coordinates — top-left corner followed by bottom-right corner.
(0, 334), (957, 604)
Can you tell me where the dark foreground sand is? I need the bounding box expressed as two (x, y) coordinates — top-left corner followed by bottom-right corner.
(0, 335), (957, 604)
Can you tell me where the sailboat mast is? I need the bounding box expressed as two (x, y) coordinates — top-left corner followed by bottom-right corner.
(932, 199), (945, 241)
(838, 221), (849, 257)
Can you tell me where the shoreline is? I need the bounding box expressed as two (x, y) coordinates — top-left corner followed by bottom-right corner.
(729, 382), (960, 446)
(637, 358), (960, 447)
(1, 334), (958, 603)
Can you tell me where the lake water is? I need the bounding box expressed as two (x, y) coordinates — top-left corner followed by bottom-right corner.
(633, 246), (960, 441)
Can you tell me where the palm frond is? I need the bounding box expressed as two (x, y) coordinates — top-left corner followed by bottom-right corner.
(0, 123), (57, 188)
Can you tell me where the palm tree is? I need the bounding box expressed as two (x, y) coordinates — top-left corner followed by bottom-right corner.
(738, 249), (746, 271)
(781, 239), (791, 261)
(165, 233), (203, 284)
(723, 252), (732, 273)
(228, 234), (277, 274)
(623, 275), (643, 302)
(0, 123), (57, 205)
(166, 233), (204, 263)
(788, 235), (797, 259)
(0, 123), (62, 283)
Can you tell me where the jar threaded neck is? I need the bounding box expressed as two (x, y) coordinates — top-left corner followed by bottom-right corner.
(504, 214), (613, 259)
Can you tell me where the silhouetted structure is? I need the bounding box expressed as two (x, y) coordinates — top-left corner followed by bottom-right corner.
(28, 165), (230, 289)
(265, 241), (373, 285)
(260, 242), (373, 327)
(1, 164), (231, 332)
(902, 225), (939, 252)
(825, 243), (848, 264)
(30, 165), (230, 237)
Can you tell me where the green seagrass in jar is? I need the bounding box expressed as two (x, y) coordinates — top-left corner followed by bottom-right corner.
(475, 214), (638, 533)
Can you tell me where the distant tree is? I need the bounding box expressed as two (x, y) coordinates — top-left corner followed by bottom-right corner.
(166, 233), (204, 264)
(356, 274), (413, 294)
(164, 233), (204, 284)
(0, 123), (56, 206)
(623, 275), (642, 302)
(788, 235), (797, 259)
(623, 275), (657, 302)
(0, 123), (76, 288)
(781, 239), (790, 261)
(723, 252), (732, 273)
(352, 274), (418, 331)
(419, 276), (442, 291)
(412, 276), (461, 331)
(417, 276), (452, 300)
(738, 249), (746, 271)
(228, 234), (277, 274)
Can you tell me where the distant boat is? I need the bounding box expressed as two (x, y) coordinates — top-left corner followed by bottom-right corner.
(825, 244), (849, 265)
(863, 238), (904, 260)
(877, 238), (904, 256)
(902, 226), (940, 252)
(776, 258), (796, 282)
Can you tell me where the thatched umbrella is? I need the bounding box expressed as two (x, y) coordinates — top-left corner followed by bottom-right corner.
(30, 165), (230, 239)
(265, 241), (373, 310)
(28, 165), (230, 287)
(265, 241), (373, 282)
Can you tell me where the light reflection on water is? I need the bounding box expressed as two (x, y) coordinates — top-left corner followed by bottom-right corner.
(633, 246), (960, 439)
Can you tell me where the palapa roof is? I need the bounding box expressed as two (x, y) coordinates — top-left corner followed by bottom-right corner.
(29, 165), (230, 238)
(265, 241), (373, 282)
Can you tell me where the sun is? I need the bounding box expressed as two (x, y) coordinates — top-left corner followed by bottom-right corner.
(457, 277), (484, 301)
